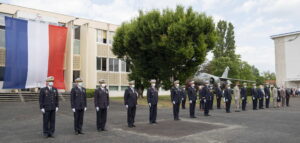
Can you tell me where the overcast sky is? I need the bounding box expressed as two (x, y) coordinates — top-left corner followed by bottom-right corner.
(1, 0), (300, 73)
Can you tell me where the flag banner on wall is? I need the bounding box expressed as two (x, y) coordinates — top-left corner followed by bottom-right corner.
(3, 17), (67, 89)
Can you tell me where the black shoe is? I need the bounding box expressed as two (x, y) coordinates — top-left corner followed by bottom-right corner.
(101, 128), (107, 131)
(48, 133), (54, 138)
(153, 122), (158, 124)
(75, 131), (79, 135)
(132, 125), (136, 127)
(78, 131), (84, 134)
(128, 125), (133, 128)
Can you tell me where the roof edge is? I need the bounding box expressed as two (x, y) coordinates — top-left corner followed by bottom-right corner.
(271, 31), (300, 39)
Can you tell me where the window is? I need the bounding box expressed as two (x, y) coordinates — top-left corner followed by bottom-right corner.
(109, 86), (119, 91)
(97, 57), (107, 71)
(108, 31), (115, 45)
(0, 28), (4, 48)
(114, 59), (119, 72)
(73, 71), (80, 82)
(73, 40), (80, 54)
(73, 26), (80, 54)
(121, 86), (129, 91)
(121, 60), (130, 72)
(97, 29), (107, 44)
(0, 67), (4, 81)
(74, 26), (80, 40)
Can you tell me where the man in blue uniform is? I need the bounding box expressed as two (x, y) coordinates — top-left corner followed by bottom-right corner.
(215, 83), (223, 109)
(181, 85), (187, 109)
(264, 83), (271, 108)
(171, 80), (181, 120)
(188, 81), (197, 118)
(39, 76), (59, 138)
(251, 84), (258, 110)
(124, 80), (138, 128)
(70, 78), (87, 135)
(147, 79), (159, 124)
(201, 81), (212, 116)
(94, 79), (110, 131)
(224, 84), (232, 113)
(240, 83), (247, 111)
(258, 85), (265, 109)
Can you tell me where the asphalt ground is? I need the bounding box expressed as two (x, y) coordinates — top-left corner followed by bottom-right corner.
(0, 97), (300, 143)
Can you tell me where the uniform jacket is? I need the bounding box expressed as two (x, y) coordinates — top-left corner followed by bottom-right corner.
(171, 87), (182, 103)
(214, 87), (223, 99)
(264, 87), (271, 99)
(233, 86), (241, 100)
(200, 86), (212, 101)
(71, 86), (87, 110)
(124, 87), (138, 107)
(224, 88), (232, 101)
(272, 88), (278, 98)
(251, 88), (258, 99)
(39, 87), (59, 111)
(147, 87), (158, 105)
(94, 87), (110, 109)
(240, 87), (247, 100)
(257, 88), (265, 99)
(188, 87), (197, 101)
(181, 88), (187, 99)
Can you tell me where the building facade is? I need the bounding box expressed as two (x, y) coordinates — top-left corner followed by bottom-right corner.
(0, 3), (131, 93)
(271, 31), (300, 88)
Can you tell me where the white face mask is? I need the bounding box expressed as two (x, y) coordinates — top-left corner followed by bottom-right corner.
(254, 86), (256, 88)
(175, 84), (179, 87)
(191, 84), (195, 87)
(101, 84), (106, 87)
(151, 84), (156, 87)
(131, 85), (135, 88)
(78, 82), (83, 87)
(244, 86), (247, 88)
(205, 84), (209, 86)
(228, 87), (231, 89)
(48, 82), (53, 87)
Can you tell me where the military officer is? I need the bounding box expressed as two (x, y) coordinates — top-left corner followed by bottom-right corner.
(70, 78), (87, 135)
(258, 85), (265, 109)
(181, 85), (187, 109)
(271, 85), (278, 108)
(240, 83), (247, 111)
(215, 83), (223, 109)
(147, 79), (159, 124)
(39, 76), (59, 138)
(200, 81), (212, 116)
(233, 83), (241, 112)
(199, 85), (204, 111)
(264, 83), (271, 108)
(224, 84), (232, 113)
(171, 80), (181, 120)
(188, 81), (197, 118)
(94, 79), (110, 131)
(286, 88), (291, 107)
(251, 84), (258, 110)
(124, 80), (138, 128)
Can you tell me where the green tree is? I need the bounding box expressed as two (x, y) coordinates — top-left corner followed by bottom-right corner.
(113, 5), (216, 94)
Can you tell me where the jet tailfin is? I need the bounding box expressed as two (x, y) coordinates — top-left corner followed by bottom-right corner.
(221, 66), (230, 78)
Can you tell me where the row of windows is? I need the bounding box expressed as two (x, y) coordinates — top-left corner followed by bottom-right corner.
(97, 57), (129, 72)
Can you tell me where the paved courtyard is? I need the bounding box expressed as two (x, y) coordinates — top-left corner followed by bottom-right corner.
(0, 97), (300, 143)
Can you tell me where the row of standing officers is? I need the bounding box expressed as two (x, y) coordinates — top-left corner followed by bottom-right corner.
(39, 76), (291, 138)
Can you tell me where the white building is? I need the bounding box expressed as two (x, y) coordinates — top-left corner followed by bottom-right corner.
(271, 31), (300, 88)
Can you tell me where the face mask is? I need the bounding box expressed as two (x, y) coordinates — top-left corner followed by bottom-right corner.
(151, 84), (155, 87)
(183, 88), (185, 90)
(131, 85), (135, 88)
(191, 84), (195, 87)
(78, 82), (83, 87)
(205, 84), (209, 86)
(244, 86), (247, 88)
(254, 86), (256, 88)
(101, 84), (106, 87)
(175, 84), (179, 87)
(48, 82), (53, 86)
(228, 87), (231, 89)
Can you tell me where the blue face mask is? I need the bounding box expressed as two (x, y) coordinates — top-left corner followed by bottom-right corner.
(48, 82), (53, 86)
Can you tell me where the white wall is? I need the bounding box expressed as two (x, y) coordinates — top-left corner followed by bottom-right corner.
(284, 35), (300, 80)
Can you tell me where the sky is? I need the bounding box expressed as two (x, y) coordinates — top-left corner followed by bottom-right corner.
(1, 0), (300, 73)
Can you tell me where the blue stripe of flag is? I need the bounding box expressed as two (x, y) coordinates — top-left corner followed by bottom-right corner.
(3, 17), (28, 89)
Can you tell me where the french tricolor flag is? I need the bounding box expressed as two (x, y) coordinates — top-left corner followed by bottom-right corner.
(3, 17), (67, 89)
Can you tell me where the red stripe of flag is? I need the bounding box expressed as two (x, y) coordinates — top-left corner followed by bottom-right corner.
(48, 25), (67, 89)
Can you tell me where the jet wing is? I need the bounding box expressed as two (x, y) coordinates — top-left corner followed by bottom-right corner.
(219, 77), (255, 83)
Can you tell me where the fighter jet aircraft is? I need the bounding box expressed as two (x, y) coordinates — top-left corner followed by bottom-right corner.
(191, 66), (255, 85)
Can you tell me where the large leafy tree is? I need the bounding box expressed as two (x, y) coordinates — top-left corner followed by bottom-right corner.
(113, 6), (216, 94)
